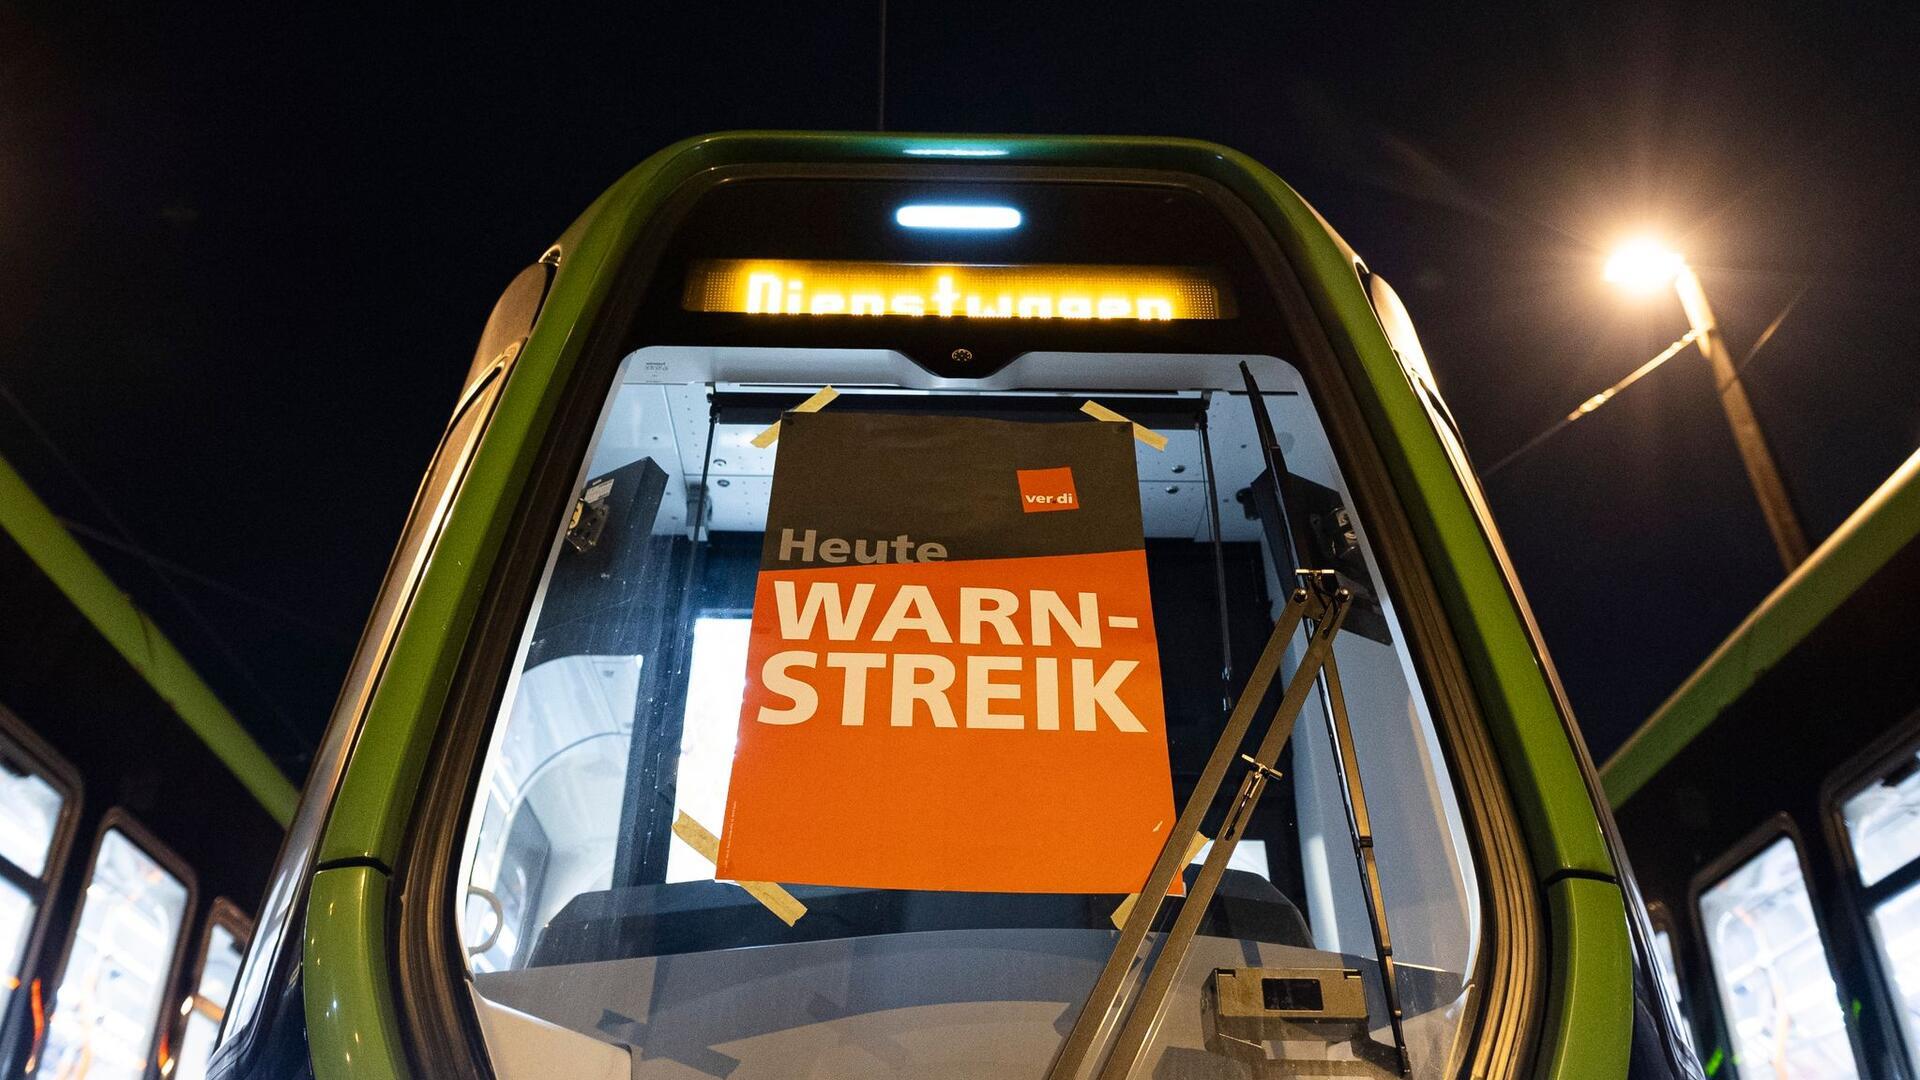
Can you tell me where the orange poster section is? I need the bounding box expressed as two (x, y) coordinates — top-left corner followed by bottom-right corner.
(716, 549), (1177, 894)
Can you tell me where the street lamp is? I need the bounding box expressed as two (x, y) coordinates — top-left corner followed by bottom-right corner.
(1605, 237), (1810, 571)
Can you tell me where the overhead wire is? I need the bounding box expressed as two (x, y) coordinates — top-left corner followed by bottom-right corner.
(0, 378), (315, 766)
(1484, 330), (1700, 477)
(1483, 279), (1814, 480)
(53, 515), (350, 644)
(1725, 276), (1813, 388)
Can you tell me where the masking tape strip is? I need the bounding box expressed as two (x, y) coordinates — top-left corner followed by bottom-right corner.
(672, 811), (808, 926)
(1080, 400), (1170, 451)
(750, 386), (841, 448)
(1110, 831), (1209, 928)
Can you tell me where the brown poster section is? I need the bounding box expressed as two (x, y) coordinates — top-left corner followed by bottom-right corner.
(717, 410), (1178, 894)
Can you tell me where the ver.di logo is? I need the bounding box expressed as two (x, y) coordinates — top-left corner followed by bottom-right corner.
(1017, 467), (1079, 513)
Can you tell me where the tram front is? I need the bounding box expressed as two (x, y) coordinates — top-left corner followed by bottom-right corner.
(213, 135), (1678, 1080)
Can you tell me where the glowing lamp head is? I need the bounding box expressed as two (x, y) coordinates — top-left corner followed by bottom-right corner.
(1604, 238), (1686, 295)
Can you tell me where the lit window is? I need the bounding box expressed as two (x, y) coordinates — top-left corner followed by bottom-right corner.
(1866, 882), (1920, 1063)
(665, 616), (752, 883)
(171, 911), (249, 1080)
(1842, 750), (1920, 1062)
(1698, 836), (1859, 1077)
(0, 741), (70, 1026)
(40, 827), (190, 1080)
(1192, 838), (1272, 881)
(1842, 753), (1920, 887)
(0, 764), (64, 876)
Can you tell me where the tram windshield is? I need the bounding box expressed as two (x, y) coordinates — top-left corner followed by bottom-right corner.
(456, 177), (1484, 1079)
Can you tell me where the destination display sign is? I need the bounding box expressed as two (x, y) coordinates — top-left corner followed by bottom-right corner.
(716, 410), (1178, 894)
(683, 259), (1233, 321)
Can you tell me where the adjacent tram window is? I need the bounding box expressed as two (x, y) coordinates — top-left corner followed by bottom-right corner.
(1842, 750), (1920, 887)
(0, 766), (63, 877)
(1698, 835), (1859, 1078)
(456, 348), (1485, 1078)
(39, 826), (190, 1080)
(1840, 746), (1920, 1062)
(0, 745), (70, 1022)
(171, 903), (250, 1080)
(1864, 883), (1920, 1066)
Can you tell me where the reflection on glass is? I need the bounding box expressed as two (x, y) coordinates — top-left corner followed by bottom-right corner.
(1843, 753), (1920, 887)
(172, 922), (245, 1080)
(0, 764), (62, 877)
(464, 655), (641, 973)
(1699, 837), (1858, 1078)
(40, 829), (189, 1080)
(1651, 926), (1685, 1019)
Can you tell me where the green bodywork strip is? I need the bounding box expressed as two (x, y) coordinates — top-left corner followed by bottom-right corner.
(306, 866), (407, 1080)
(0, 450), (297, 824)
(1537, 877), (1635, 1079)
(1192, 143), (1614, 879)
(1603, 448), (1920, 806)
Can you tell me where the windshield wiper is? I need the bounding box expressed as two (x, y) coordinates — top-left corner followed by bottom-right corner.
(1046, 365), (1412, 1079)
(1047, 579), (1341, 1078)
(1235, 361), (1413, 1078)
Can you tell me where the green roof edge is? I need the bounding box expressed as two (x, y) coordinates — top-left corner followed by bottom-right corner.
(0, 451), (297, 825)
(1602, 447), (1920, 807)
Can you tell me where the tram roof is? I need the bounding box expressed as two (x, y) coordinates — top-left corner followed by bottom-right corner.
(0, 449), (297, 824)
(1601, 447), (1920, 807)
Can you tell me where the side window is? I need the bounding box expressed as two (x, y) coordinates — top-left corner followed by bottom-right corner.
(0, 718), (78, 1045)
(1839, 741), (1920, 1064)
(39, 821), (193, 1080)
(171, 900), (251, 1080)
(1697, 832), (1859, 1078)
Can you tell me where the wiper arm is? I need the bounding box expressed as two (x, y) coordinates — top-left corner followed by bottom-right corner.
(1047, 365), (1413, 1079)
(1047, 582), (1339, 1079)
(1091, 583), (1357, 1080)
(1234, 361), (1414, 1076)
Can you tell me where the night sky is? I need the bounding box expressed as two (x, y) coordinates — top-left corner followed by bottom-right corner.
(3, 4), (1917, 780)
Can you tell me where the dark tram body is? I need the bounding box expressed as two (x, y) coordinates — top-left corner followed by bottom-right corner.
(1606, 449), (1920, 1078)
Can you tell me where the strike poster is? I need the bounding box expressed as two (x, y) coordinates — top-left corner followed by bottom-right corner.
(715, 410), (1177, 894)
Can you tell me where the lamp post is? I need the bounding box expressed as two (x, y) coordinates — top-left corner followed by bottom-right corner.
(1605, 240), (1811, 572)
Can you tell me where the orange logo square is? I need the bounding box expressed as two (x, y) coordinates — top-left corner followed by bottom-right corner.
(1017, 466), (1079, 513)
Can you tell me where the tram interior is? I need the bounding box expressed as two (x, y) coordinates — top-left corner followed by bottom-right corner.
(460, 348), (1482, 1078)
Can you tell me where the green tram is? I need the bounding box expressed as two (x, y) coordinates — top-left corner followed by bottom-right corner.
(1605, 449), (1920, 1078)
(208, 133), (1698, 1080)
